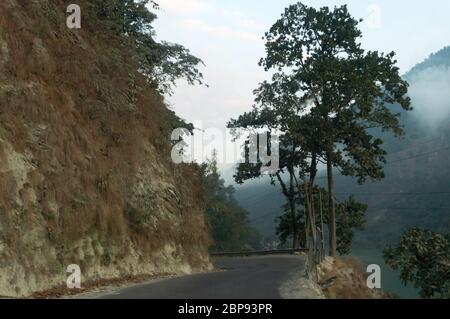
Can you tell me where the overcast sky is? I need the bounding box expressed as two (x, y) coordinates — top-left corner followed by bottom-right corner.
(153, 0), (450, 130)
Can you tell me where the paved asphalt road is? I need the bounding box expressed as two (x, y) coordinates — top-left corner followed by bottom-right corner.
(96, 255), (306, 299)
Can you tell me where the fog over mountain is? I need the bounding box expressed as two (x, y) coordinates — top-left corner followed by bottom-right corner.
(405, 47), (450, 129)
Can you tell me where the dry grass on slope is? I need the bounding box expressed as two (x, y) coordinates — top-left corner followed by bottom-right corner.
(317, 257), (388, 299)
(0, 0), (211, 296)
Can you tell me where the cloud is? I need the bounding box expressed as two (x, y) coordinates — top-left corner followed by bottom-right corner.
(237, 18), (265, 30)
(219, 8), (246, 19)
(219, 8), (265, 30)
(183, 19), (262, 43)
(408, 66), (450, 128)
(157, 0), (210, 15)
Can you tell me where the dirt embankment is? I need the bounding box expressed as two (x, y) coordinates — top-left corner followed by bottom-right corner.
(0, 0), (211, 297)
(317, 257), (388, 299)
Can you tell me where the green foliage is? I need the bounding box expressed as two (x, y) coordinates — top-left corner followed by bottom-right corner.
(93, 0), (204, 95)
(335, 196), (367, 255)
(94, 0), (158, 36)
(275, 191), (367, 254)
(275, 200), (306, 248)
(199, 154), (261, 252)
(142, 41), (205, 95)
(384, 228), (450, 299)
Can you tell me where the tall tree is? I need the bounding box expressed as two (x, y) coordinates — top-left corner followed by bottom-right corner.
(259, 3), (411, 257)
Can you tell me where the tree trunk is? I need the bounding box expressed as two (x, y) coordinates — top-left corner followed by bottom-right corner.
(326, 149), (337, 258)
(303, 182), (316, 250)
(276, 171), (299, 249)
(289, 170), (300, 249)
(309, 152), (318, 185)
(289, 197), (300, 249)
(319, 190), (325, 261)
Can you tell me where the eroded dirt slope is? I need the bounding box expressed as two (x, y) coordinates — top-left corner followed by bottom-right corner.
(0, 0), (211, 297)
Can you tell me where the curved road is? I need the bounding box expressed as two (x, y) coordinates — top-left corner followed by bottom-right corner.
(96, 255), (306, 299)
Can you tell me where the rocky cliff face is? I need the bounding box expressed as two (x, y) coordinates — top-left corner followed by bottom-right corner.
(0, 0), (211, 297)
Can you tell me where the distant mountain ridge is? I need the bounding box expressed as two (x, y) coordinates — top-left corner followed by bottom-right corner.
(405, 46), (450, 78)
